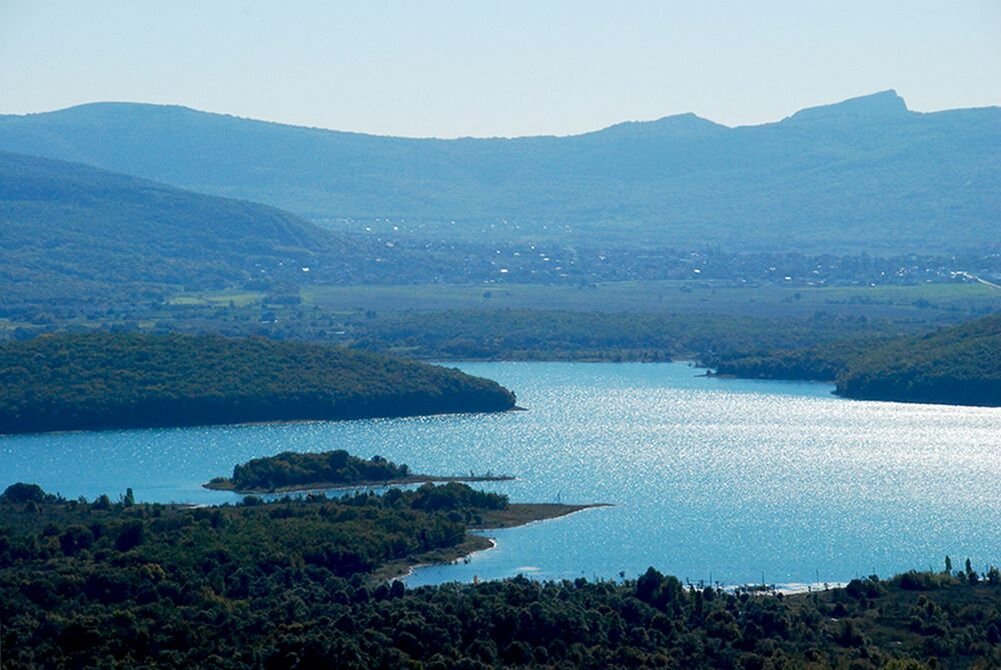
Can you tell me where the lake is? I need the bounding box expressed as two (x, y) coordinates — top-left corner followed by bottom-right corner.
(1, 361), (998, 588)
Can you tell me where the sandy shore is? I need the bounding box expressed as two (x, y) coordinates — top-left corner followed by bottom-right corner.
(372, 503), (610, 582)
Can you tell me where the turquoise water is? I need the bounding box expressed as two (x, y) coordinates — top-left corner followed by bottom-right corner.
(2, 362), (998, 588)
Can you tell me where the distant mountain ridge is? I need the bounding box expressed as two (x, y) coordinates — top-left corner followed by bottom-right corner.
(0, 91), (998, 253)
(785, 88), (911, 123)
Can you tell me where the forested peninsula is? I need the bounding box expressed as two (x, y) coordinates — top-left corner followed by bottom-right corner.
(0, 332), (516, 434)
(2, 483), (999, 669)
(206, 449), (514, 493)
(713, 312), (1001, 406)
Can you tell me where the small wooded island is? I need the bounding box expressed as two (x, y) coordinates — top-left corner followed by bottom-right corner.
(0, 332), (517, 434)
(205, 449), (515, 493)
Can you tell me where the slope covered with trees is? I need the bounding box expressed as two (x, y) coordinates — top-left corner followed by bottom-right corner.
(711, 338), (889, 382)
(0, 332), (516, 434)
(1, 91), (998, 253)
(0, 150), (356, 297)
(835, 312), (1001, 406)
(714, 312), (1001, 406)
(2, 484), (999, 669)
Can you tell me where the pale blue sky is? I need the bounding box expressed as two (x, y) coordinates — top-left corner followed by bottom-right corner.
(2, 1), (998, 137)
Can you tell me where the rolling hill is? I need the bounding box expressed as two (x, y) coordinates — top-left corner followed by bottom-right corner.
(714, 312), (1001, 406)
(1, 91), (998, 253)
(0, 150), (362, 297)
(0, 332), (517, 434)
(0, 151), (507, 312)
(835, 312), (1001, 406)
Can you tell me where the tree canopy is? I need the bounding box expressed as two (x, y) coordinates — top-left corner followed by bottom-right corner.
(714, 312), (1001, 406)
(0, 332), (516, 434)
(1, 483), (998, 669)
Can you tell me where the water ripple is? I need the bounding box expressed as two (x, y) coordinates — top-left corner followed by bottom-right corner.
(2, 361), (998, 587)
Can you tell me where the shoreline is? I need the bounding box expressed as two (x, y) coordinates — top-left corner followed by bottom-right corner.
(372, 503), (611, 582)
(471, 502), (611, 530)
(203, 473), (516, 494)
(1, 404), (524, 438)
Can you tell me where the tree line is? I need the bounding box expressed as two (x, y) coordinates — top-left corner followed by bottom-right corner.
(0, 332), (516, 434)
(2, 483), (999, 669)
(217, 450), (411, 492)
(713, 312), (1001, 406)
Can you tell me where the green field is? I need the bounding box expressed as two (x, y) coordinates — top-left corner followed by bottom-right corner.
(298, 280), (999, 320)
(168, 290), (266, 307)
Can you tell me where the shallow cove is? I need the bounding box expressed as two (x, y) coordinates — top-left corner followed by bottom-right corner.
(1, 361), (998, 588)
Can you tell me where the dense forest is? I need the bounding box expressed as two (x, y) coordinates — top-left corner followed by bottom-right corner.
(711, 338), (889, 382)
(349, 309), (908, 362)
(210, 450), (412, 492)
(835, 312), (1001, 406)
(1, 483), (999, 669)
(0, 332), (516, 434)
(714, 312), (1001, 406)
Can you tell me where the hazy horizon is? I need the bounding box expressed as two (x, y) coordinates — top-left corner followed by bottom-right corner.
(7, 88), (984, 140)
(2, 1), (998, 139)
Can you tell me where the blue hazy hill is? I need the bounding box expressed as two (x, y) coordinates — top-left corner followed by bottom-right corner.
(1, 91), (998, 253)
(0, 150), (359, 293)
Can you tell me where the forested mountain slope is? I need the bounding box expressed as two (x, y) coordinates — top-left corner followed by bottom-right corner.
(715, 312), (1001, 406)
(0, 333), (516, 434)
(1, 91), (998, 253)
(0, 151), (364, 296)
(835, 312), (1001, 406)
(0, 151), (512, 311)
